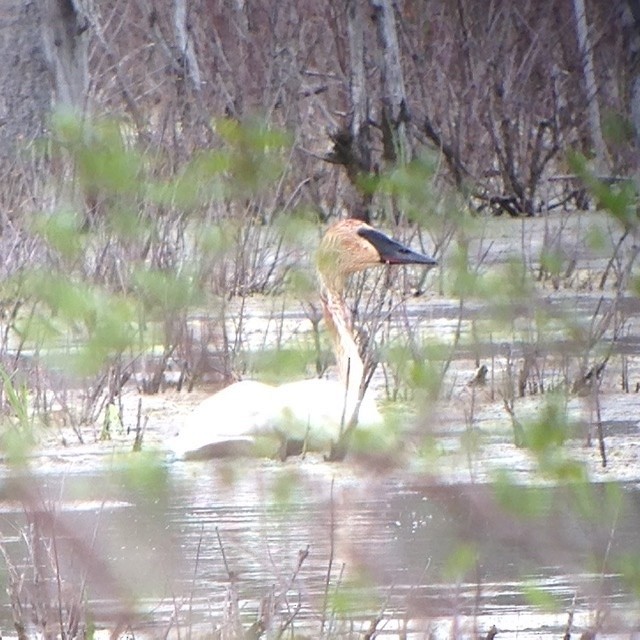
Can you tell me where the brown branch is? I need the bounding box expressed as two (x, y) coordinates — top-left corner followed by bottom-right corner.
(422, 116), (469, 188)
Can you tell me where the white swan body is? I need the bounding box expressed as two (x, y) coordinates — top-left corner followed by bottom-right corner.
(271, 379), (383, 445)
(171, 220), (436, 460)
(170, 381), (275, 459)
(171, 378), (383, 460)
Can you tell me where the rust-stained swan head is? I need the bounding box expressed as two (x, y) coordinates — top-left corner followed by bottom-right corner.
(317, 219), (437, 291)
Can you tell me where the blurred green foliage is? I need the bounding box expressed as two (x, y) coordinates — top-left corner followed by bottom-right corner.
(0, 109), (639, 639)
(0, 366), (34, 466)
(569, 152), (638, 228)
(250, 347), (317, 385)
(113, 450), (170, 510)
(327, 575), (382, 619)
(522, 583), (562, 612)
(442, 542), (478, 582)
(6, 112), (296, 386)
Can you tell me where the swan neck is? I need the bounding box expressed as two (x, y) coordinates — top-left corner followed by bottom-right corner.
(320, 281), (365, 422)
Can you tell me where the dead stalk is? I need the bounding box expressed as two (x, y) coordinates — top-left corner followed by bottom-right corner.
(321, 477), (337, 635)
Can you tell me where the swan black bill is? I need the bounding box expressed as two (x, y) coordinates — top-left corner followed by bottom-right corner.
(358, 227), (438, 266)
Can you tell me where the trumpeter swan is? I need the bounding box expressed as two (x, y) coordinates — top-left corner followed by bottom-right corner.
(171, 219), (436, 459)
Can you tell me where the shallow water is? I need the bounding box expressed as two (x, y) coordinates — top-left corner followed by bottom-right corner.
(0, 459), (638, 638)
(2, 212), (640, 638)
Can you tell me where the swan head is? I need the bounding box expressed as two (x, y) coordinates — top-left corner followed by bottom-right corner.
(317, 219), (437, 290)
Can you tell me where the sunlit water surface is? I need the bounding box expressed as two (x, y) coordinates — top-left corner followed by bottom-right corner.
(2, 213), (640, 638)
(0, 458), (638, 639)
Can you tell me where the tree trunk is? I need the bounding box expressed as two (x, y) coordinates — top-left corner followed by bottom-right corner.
(572, 0), (609, 170)
(0, 2), (51, 173)
(173, 0), (202, 92)
(41, 0), (89, 111)
(371, 0), (410, 164)
(625, 0), (640, 148)
(345, 0), (372, 221)
(347, 0), (371, 176)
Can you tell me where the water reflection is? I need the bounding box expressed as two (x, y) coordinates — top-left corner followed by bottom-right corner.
(0, 459), (638, 638)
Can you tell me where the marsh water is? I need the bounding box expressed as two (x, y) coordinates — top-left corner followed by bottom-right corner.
(2, 213), (640, 638)
(0, 457), (639, 639)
